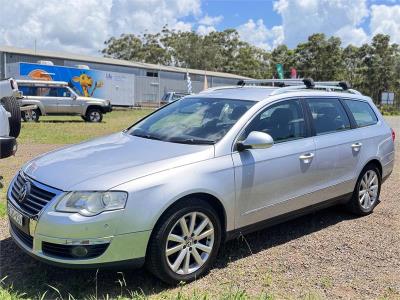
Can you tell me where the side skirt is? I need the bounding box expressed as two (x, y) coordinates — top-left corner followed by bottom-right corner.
(225, 193), (352, 241)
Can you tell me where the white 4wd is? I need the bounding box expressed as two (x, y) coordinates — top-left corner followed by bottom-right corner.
(0, 78), (20, 159)
(17, 80), (112, 122)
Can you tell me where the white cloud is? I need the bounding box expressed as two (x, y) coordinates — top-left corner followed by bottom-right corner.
(196, 14), (223, 35)
(335, 26), (369, 46)
(370, 4), (400, 44)
(237, 19), (284, 50)
(197, 25), (217, 35)
(0, 0), (200, 55)
(198, 14), (223, 26)
(273, 0), (369, 47)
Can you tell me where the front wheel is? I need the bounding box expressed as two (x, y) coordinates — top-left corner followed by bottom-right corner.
(147, 198), (222, 284)
(85, 108), (103, 122)
(348, 165), (381, 216)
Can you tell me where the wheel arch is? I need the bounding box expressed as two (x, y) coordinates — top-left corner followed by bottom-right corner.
(21, 100), (45, 115)
(148, 192), (228, 248)
(361, 159), (383, 179)
(84, 105), (103, 115)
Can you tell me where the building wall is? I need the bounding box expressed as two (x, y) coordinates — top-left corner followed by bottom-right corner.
(1, 51), (240, 105)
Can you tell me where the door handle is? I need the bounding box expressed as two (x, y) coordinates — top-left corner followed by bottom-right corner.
(299, 153), (314, 163)
(351, 142), (362, 152)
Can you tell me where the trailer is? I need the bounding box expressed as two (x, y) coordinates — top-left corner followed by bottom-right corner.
(8, 62), (135, 106)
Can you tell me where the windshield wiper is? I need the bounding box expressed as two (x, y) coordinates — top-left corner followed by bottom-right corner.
(168, 137), (216, 145)
(132, 132), (162, 141)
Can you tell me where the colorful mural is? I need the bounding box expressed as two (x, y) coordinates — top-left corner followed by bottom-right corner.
(19, 63), (105, 98)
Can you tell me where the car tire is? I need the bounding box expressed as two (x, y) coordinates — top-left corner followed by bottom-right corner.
(0, 96), (21, 138)
(146, 198), (222, 284)
(86, 108), (103, 123)
(21, 108), (40, 123)
(348, 164), (381, 216)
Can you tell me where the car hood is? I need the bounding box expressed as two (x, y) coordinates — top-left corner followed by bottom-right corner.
(78, 96), (109, 103)
(23, 132), (214, 191)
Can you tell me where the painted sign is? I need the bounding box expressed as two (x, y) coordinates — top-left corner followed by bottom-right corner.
(19, 63), (106, 98)
(16, 62), (135, 106)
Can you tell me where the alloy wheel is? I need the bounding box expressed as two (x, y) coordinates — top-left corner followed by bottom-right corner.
(359, 170), (379, 210)
(165, 212), (215, 275)
(89, 111), (101, 122)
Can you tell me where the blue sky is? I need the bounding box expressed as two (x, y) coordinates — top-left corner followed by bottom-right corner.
(1, 0), (399, 55)
(197, 0), (399, 31)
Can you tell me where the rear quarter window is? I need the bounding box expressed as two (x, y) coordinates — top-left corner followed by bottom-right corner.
(344, 99), (378, 127)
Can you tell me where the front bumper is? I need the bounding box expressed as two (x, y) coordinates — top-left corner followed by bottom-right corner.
(7, 174), (150, 268)
(103, 104), (112, 113)
(9, 217), (149, 269)
(0, 136), (17, 159)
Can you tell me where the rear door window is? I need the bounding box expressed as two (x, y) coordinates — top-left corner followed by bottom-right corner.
(305, 98), (351, 135)
(343, 99), (378, 127)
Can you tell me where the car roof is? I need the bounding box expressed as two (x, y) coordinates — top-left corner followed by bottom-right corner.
(195, 86), (371, 103)
(16, 80), (69, 87)
(197, 86), (277, 101)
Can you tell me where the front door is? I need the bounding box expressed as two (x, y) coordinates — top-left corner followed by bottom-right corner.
(56, 87), (81, 114)
(232, 99), (318, 229)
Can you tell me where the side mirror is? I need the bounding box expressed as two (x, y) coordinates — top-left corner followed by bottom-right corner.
(237, 131), (274, 151)
(72, 95), (77, 100)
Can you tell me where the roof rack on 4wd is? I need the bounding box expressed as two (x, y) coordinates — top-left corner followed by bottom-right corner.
(237, 78), (362, 95)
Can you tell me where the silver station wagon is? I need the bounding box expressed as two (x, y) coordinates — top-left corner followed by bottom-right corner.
(7, 79), (395, 284)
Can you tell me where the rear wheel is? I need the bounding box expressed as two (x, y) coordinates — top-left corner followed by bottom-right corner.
(0, 96), (21, 138)
(22, 108), (40, 122)
(348, 165), (381, 216)
(146, 198), (221, 284)
(85, 108), (103, 123)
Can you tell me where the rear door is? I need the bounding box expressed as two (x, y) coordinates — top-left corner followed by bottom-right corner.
(33, 86), (59, 114)
(304, 97), (360, 197)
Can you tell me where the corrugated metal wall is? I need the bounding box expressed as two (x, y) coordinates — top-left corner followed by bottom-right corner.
(134, 76), (206, 103)
(1, 51), (240, 106)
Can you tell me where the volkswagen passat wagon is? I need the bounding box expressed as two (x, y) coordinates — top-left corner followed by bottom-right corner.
(7, 79), (395, 284)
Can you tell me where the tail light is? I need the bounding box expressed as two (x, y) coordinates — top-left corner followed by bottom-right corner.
(391, 128), (396, 142)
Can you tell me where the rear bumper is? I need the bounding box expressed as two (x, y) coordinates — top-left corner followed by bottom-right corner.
(0, 136), (17, 159)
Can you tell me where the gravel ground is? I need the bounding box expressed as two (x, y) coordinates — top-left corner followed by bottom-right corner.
(0, 118), (399, 299)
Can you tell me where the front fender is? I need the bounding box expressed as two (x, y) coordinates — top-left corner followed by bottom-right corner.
(111, 155), (236, 235)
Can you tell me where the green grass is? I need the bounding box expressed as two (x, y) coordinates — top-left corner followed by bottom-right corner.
(18, 109), (154, 144)
(379, 105), (400, 116)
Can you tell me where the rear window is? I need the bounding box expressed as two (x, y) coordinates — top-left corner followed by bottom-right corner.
(19, 86), (71, 97)
(344, 99), (378, 127)
(305, 98), (351, 135)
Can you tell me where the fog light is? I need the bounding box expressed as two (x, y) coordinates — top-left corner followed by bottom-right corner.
(71, 246), (88, 258)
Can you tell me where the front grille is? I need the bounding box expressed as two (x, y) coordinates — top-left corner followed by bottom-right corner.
(42, 242), (109, 259)
(10, 222), (33, 249)
(10, 173), (56, 216)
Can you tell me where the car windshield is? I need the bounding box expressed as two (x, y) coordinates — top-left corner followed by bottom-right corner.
(127, 97), (254, 144)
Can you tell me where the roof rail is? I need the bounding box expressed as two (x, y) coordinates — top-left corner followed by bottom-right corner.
(237, 78), (361, 95)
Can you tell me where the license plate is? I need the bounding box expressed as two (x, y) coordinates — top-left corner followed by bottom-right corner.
(8, 204), (23, 227)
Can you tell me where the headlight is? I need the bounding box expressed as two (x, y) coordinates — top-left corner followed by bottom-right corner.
(56, 191), (127, 216)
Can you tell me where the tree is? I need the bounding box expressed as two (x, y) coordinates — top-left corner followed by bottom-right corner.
(294, 34), (343, 80)
(102, 28), (400, 105)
